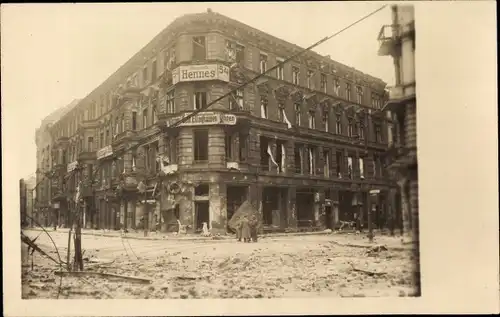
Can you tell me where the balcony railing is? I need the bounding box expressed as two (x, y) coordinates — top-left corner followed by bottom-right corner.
(377, 24), (400, 56)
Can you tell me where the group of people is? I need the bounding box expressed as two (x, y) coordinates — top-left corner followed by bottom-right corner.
(235, 215), (258, 242)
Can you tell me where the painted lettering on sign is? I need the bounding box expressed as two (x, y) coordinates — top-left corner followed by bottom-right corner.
(172, 64), (230, 84)
(166, 112), (237, 127)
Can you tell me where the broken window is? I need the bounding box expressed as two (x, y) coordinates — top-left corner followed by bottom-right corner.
(231, 89), (244, 110)
(308, 111), (316, 129)
(292, 66), (300, 85)
(294, 103), (301, 125)
(359, 157), (365, 179)
(320, 73), (327, 93)
(142, 109), (148, 129)
(193, 36), (206, 60)
(307, 146), (316, 175)
(276, 58), (284, 80)
(132, 111), (137, 130)
(259, 54), (268, 74)
(347, 156), (353, 179)
(260, 97), (268, 119)
(195, 184), (209, 196)
(336, 151), (343, 178)
(294, 144), (303, 174)
(194, 91), (207, 110)
(193, 130), (209, 161)
(166, 90), (175, 113)
(323, 150), (330, 178)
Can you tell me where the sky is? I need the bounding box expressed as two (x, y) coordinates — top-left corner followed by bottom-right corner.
(2, 2), (395, 180)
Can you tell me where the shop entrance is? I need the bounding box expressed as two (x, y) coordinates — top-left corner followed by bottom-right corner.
(194, 201), (209, 232)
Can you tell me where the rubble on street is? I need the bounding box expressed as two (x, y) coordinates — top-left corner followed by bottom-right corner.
(22, 231), (417, 299)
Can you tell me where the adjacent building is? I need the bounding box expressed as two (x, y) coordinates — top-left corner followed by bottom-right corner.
(35, 9), (398, 234)
(20, 175), (36, 227)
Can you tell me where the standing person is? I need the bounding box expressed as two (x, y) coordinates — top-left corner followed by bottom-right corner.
(236, 219), (243, 242)
(249, 214), (259, 242)
(240, 216), (251, 243)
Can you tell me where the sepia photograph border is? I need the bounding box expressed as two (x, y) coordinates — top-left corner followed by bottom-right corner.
(2, 1), (498, 315)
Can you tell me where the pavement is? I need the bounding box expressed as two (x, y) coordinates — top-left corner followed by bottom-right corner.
(21, 230), (417, 299)
(24, 227), (409, 250)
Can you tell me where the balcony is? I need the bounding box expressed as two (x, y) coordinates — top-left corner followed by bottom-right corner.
(377, 25), (400, 57)
(382, 86), (416, 114)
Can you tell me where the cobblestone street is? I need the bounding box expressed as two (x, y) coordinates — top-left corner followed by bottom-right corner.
(22, 230), (417, 299)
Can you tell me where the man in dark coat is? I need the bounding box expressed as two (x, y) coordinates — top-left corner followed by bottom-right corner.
(240, 216), (251, 243)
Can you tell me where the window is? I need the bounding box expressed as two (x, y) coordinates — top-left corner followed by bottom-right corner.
(259, 137), (270, 170)
(260, 97), (268, 119)
(259, 54), (267, 74)
(346, 83), (352, 101)
(226, 41), (245, 64)
(121, 114), (125, 132)
(356, 86), (363, 104)
(132, 111), (137, 130)
(195, 184), (209, 196)
(359, 157), (365, 179)
(294, 145), (303, 174)
(142, 67), (149, 85)
(225, 133), (233, 160)
(276, 141), (286, 173)
(151, 60), (157, 80)
(235, 44), (245, 64)
(323, 150), (330, 178)
(88, 137), (94, 152)
(238, 133), (248, 162)
(142, 109), (148, 129)
(154, 142), (160, 172)
(347, 156), (353, 179)
(166, 90), (175, 113)
(308, 111), (315, 129)
(307, 70), (314, 89)
(231, 89), (244, 110)
(105, 128), (110, 145)
(307, 146), (315, 175)
(294, 103), (301, 125)
(278, 103), (285, 123)
(194, 92), (207, 110)
(373, 154), (380, 177)
(153, 107), (158, 124)
(320, 74), (327, 93)
(276, 58), (284, 80)
(193, 130), (209, 161)
(100, 132), (104, 148)
(322, 110), (329, 132)
(292, 67), (300, 85)
(375, 124), (382, 143)
(348, 120), (354, 137)
(333, 79), (340, 95)
(193, 36), (206, 60)
(359, 124), (365, 139)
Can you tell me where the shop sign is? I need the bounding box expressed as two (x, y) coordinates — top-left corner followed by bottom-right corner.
(166, 112), (237, 127)
(172, 64), (230, 84)
(67, 161), (78, 173)
(97, 145), (113, 160)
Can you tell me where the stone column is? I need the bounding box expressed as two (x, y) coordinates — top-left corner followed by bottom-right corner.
(120, 200), (125, 228)
(398, 178), (411, 241)
(286, 186), (297, 230)
(127, 200), (135, 229)
(315, 189), (326, 229)
(209, 182), (227, 234)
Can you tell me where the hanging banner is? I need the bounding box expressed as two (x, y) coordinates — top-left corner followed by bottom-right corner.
(166, 111), (237, 127)
(97, 145), (113, 160)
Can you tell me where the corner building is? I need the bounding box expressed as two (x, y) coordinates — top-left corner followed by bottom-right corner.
(38, 10), (399, 234)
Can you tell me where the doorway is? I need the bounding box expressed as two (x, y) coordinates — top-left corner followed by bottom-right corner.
(195, 201), (209, 232)
(226, 186), (247, 232)
(324, 206), (333, 229)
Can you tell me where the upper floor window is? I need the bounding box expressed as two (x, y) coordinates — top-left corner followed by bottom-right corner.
(132, 111), (137, 131)
(323, 150), (330, 178)
(259, 54), (268, 74)
(193, 130), (209, 161)
(320, 74), (327, 93)
(333, 79), (340, 95)
(292, 67), (300, 85)
(359, 157), (365, 179)
(375, 124), (382, 143)
(142, 66), (149, 85)
(142, 109), (148, 129)
(260, 97), (268, 119)
(347, 156), (353, 179)
(294, 103), (301, 125)
(166, 90), (175, 113)
(322, 110), (329, 132)
(276, 58), (284, 80)
(359, 124), (365, 139)
(194, 91), (207, 110)
(193, 36), (206, 60)
(346, 83), (352, 101)
(356, 86), (363, 104)
(336, 116), (342, 134)
(153, 107), (158, 124)
(308, 110), (315, 129)
(231, 89), (244, 110)
(277, 103), (285, 123)
(307, 70), (314, 89)
(294, 144), (303, 174)
(225, 41), (245, 64)
(306, 146), (316, 175)
(348, 120), (354, 137)
(151, 60), (157, 81)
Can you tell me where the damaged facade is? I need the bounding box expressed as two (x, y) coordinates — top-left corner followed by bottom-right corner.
(35, 10), (399, 234)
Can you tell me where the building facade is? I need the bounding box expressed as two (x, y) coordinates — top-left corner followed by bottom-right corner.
(36, 9), (398, 234)
(377, 5), (417, 240)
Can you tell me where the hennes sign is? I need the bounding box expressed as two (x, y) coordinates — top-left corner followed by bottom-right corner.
(172, 64), (230, 84)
